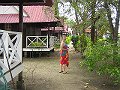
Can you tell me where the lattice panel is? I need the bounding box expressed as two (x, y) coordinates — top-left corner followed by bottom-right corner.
(26, 36), (48, 48)
(0, 30), (22, 71)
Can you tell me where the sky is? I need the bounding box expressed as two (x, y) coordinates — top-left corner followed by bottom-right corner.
(58, 2), (75, 21)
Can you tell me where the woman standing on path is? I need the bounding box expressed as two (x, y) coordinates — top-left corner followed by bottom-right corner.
(59, 35), (69, 74)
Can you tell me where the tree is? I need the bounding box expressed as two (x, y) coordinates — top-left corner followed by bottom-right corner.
(58, 0), (120, 84)
(103, 0), (120, 43)
(52, 0), (60, 17)
(60, 0), (120, 43)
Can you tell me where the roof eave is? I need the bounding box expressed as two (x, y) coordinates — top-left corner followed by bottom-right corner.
(0, 0), (53, 6)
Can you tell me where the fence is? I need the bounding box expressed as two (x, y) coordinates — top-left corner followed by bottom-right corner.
(0, 30), (23, 82)
(26, 35), (55, 48)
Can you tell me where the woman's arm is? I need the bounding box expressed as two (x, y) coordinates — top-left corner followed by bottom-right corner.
(60, 40), (64, 50)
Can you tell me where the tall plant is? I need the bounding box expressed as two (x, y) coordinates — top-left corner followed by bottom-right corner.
(82, 40), (120, 84)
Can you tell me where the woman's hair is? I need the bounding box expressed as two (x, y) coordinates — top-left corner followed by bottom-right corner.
(62, 33), (68, 41)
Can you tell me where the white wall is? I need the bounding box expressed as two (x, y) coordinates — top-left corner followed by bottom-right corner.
(0, 6), (28, 16)
(0, 6), (19, 14)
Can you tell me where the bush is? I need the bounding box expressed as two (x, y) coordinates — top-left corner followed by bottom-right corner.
(30, 42), (43, 47)
(79, 34), (88, 54)
(71, 35), (80, 51)
(81, 40), (120, 84)
(71, 35), (89, 53)
(65, 36), (71, 44)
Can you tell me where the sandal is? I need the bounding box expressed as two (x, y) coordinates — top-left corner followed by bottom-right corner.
(63, 72), (68, 74)
(59, 71), (63, 73)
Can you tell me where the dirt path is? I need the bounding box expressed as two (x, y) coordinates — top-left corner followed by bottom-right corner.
(22, 51), (120, 90)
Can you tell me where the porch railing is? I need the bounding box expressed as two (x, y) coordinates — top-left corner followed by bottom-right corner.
(0, 30), (23, 82)
(26, 35), (55, 48)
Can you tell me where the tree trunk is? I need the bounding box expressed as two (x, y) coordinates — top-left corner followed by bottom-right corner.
(104, 0), (120, 66)
(114, 0), (120, 43)
(104, 2), (115, 41)
(91, 0), (96, 43)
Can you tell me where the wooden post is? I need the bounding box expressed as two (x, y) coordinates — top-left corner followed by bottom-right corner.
(40, 28), (41, 35)
(60, 30), (62, 41)
(53, 26), (55, 36)
(17, 0), (24, 90)
(48, 24), (50, 48)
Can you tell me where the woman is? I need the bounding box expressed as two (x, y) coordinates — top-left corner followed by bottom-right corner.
(59, 35), (69, 74)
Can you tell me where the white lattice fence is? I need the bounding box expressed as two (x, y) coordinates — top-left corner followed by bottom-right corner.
(26, 36), (48, 48)
(26, 35), (55, 48)
(0, 30), (23, 82)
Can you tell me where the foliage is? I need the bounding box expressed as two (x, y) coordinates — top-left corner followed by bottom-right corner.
(65, 36), (71, 44)
(79, 34), (88, 54)
(52, 0), (60, 18)
(71, 35), (80, 51)
(95, 11), (111, 38)
(71, 34), (90, 55)
(65, 19), (76, 28)
(103, 0), (120, 42)
(60, 0), (120, 84)
(60, 0), (120, 43)
(81, 40), (120, 84)
(30, 42), (43, 47)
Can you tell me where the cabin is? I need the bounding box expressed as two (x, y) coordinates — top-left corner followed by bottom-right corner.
(0, 0), (55, 89)
(0, 6), (68, 55)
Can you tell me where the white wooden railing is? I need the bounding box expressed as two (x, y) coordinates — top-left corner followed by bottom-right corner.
(26, 35), (55, 48)
(0, 30), (23, 82)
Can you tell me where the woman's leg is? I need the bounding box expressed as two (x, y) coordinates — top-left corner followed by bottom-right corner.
(63, 64), (68, 74)
(63, 64), (65, 72)
(59, 64), (63, 73)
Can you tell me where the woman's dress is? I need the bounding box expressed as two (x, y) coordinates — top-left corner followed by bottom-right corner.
(60, 44), (69, 67)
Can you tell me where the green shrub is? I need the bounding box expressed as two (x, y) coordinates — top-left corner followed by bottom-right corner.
(65, 36), (71, 44)
(79, 34), (88, 54)
(71, 35), (80, 51)
(81, 40), (120, 84)
(71, 35), (89, 53)
(30, 42), (43, 47)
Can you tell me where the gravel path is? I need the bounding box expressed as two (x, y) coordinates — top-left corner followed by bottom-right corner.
(22, 50), (120, 90)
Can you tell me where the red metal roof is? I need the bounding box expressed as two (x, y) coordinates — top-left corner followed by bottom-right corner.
(0, 6), (58, 23)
